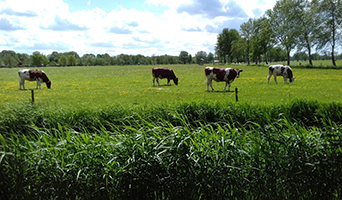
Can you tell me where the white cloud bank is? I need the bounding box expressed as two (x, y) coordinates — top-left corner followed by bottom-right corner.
(0, 0), (276, 57)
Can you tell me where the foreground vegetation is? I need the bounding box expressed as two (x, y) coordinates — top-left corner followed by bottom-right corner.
(1, 64), (342, 199)
(1, 99), (342, 199)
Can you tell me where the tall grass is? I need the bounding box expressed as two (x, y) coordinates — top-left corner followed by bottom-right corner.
(1, 100), (342, 199)
(0, 99), (341, 135)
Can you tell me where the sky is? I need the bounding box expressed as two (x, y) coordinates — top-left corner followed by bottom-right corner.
(0, 0), (277, 57)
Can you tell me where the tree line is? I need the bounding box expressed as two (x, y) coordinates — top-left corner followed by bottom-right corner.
(216, 0), (342, 66)
(0, 50), (217, 67)
(2, 48), (340, 68)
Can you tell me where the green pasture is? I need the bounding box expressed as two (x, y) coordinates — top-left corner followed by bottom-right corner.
(0, 64), (341, 108)
(1, 64), (342, 199)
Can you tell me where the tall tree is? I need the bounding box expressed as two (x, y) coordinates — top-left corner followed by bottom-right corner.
(240, 18), (253, 65)
(195, 51), (207, 65)
(266, 0), (298, 65)
(31, 51), (48, 67)
(293, 0), (319, 66)
(179, 51), (189, 64)
(251, 18), (264, 64)
(250, 17), (273, 64)
(67, 55), (77, 66)
(17, 53), (30, 67)
(58, 55), (67, 66)
(313, 0), (342, 66)
(48, 51), (60, 63)
(215, 28), (240, 63)
(207, 52), (214, 63)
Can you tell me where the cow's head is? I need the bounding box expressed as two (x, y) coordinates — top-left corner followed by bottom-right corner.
(46, 81), (52, 89)
(289, 77), (295, 84)
(236, 69), (243, 78)
(174, 77), (179, 85)
(286, 67), (295, 83)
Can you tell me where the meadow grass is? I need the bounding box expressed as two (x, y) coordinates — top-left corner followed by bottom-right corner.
(1, 64), (342, 199)
(0, 64), (341, 109)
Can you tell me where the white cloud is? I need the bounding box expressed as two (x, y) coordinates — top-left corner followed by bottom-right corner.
(0, 0), (277, 57)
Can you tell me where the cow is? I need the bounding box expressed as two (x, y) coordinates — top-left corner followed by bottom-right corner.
(267, 65), (295, 84)
(205, 67), (243, 92)
(18, 69), (52, 90)
(152, 68), (179, 86)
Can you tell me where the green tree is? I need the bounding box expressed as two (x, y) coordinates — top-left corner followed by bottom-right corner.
(207, 52), (214, 63)
(269, 47), (287, 62)
(17, 53), (30, 67)
(240, 18), (253, 65)
(215, 28), (239, 63)
(266, 0), (298, 65)
(195, 51), (207, 65)
(1, 50), (19, 67)
(48, 51), (60, 63)
(292, 0), (319, 66)
(58, 55), (67, 66)
(3, 55), (18, 67)
(187, 54), (192, 64)
(81, 53), (95, 66)
(179, 51), (189, 64)
(31, 51), (47, 67)
(67, 55), (77, 66)
(313, 0), (342, 66)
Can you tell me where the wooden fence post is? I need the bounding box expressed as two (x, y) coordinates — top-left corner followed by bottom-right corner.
(31, 89), (34, 102)
(235, 87), (238, 102)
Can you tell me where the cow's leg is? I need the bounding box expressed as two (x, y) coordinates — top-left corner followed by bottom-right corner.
(274, 76), (278, 84)
(167, 79), (171, 85)
(156, 78), (160, 86)
(223, 82), (228, 91)
(267, 74), (271, 84)
(153, 77), (156, 86)
(283, 76), (287, 84)
(209, 80), (214, 91)
(36, 80), (42, 89)
(206, 79), (214, 91)
(223, 82), (231, 91)
(206, 81), (210, 91)
(19, 80), (25, 90)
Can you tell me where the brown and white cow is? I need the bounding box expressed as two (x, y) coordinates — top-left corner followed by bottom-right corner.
(205, 67), (243, 92)
(267, 65), (295, 84)
(152, 68), (178, 86)
(18, 69), (52, 90)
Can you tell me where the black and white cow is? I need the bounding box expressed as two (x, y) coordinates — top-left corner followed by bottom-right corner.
(152, 68), (179, 86)
(205, 67), (243, 92)
(18, 69), (51, 89)
(267, 65), (295, 84)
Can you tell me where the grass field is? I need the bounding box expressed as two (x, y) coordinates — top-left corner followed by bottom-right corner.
(1, 64), (342, 199)
(0, 64), (341, 108)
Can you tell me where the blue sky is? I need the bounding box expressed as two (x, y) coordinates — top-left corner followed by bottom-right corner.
(0, 0), (277, 57)
(67, 0), (167, 13)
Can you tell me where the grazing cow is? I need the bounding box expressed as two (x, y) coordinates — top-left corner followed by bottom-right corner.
(205, 67), (243, 92)
(18, 69), (52, 90)
(152, 68), (179, 86)
(267, 65), (295, 84)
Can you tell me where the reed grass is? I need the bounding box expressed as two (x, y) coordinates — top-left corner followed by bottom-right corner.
(1, 100), (342, 199)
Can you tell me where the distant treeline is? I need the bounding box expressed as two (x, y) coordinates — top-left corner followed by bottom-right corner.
(1, 49), (341, 68)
